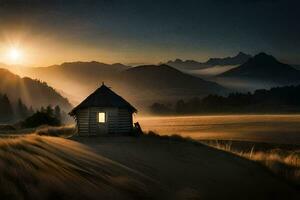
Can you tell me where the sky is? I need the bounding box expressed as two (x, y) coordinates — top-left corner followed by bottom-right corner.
(0, 0), (299, 66)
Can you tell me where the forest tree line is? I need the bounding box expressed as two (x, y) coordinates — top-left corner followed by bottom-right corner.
(0, 93), (65, 124)
(150, 85), (300, 115)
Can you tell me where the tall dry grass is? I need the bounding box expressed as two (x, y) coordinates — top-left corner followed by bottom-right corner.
(203, 140), (300, 187)
(35, 125), (76, 137)
(0, 135), (159, 200)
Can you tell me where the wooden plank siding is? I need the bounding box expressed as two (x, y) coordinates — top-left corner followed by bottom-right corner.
(76, 108), (89, 136)
(117, 108), (133, 133)
(75, 107), (133, 136)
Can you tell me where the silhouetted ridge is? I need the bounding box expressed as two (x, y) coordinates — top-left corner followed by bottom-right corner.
(166, 52), (251, 71)
(251, 52), (278, 65)
(0, 68), (71, 111)
(57, 61), (129, 70)
(14, 62), (228, 110)
(126, 64), (183, 74)
(206, 52), (251, 66)
(219, 52), (300, 85)
(119, 64), (226, 94)
(174, 59), (183, 63)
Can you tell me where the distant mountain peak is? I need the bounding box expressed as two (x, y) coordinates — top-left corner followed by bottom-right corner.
(237, 51), (248, 56)
(122, 64), (226, 95)
(205, 52), (251, 66)
(255, 52), (268, 56)
(219, 52), (300, 85)
(249, 52), (279, 66)
(159, 64), (172, 68)
(235, 52), (251, 59)
(166, 52), (252, 71)
(129, 64), (180, 73)
(253, 52), (275, 59)
(58, 61), (128, 68)
(174, 59), (183, 63)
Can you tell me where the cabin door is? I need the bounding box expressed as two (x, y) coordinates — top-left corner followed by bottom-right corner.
(96, 111), (108, 134)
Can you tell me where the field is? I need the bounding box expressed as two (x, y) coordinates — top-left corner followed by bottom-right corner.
(137, 115), (300, 144)
(0, 115), (299, 199)
(138, 115), (300, 188)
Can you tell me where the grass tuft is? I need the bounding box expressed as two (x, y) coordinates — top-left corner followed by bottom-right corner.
(35, 126), (76, 137)
(203, 140), (300, 187)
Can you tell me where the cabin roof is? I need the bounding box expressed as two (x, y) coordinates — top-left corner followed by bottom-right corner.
(69, 84), (137, 115)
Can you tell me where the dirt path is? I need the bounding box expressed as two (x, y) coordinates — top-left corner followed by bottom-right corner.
(77, 135), (300, 200)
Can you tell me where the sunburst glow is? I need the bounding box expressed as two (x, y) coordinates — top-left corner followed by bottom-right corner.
(7, 48), (23, 64)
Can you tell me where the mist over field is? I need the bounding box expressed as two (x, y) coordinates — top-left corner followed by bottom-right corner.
(137, 115), (300, 144)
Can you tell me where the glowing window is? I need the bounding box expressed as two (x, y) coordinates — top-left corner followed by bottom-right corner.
(98, 112), (106, 123)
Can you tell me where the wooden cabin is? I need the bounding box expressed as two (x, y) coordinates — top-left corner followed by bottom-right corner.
(69, 83), (137, 136)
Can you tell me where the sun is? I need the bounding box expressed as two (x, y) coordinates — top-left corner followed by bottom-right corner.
(7, 48), (23, 64)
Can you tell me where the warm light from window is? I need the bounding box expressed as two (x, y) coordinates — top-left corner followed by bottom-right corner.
(98, 112), (105, 123)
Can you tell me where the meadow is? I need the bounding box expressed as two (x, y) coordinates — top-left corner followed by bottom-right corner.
(0, 115), (299, 199)
(201, 140), (300, 187)
(137, 115), (300, 144)
(138, 115), (300, 188)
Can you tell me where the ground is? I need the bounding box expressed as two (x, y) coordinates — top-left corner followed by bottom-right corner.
(0, 135), (160, 200)
(74, 135), (300, 200)
(0, 128), (299, 200)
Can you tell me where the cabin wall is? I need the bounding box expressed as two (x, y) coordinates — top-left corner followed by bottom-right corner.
(89, 107), (118, 135)
(75, 107), (133, 136)
(117, 108), (133, 133)
(76, 108), (89, 136)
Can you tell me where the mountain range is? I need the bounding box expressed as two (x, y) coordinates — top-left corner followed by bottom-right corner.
(219, 53), (300, 84)
(4, 52), (300, 111)
(17, 61), (129, 89)
(0, 68), (72, 111)
(212, 52), (300, 91)
(166, 52), (252, 71)
(117, 65), (226, 106)
(11, 62), (227, 110)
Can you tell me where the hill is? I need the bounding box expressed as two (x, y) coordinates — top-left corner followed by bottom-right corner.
(0, 68), (71, 111)
(113, 64), (227, 108)
(1, 133), (298, 199)
(17, 61), (129, 90)
(11, 61), (129, 106)
(28, 61), (129, 82)
(12, 63), (227, 110)
(118, 64), (225, 99)
(219, 53), (300, 86)
(0, 135), (160, 200)
(166, 52), (251, 71)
